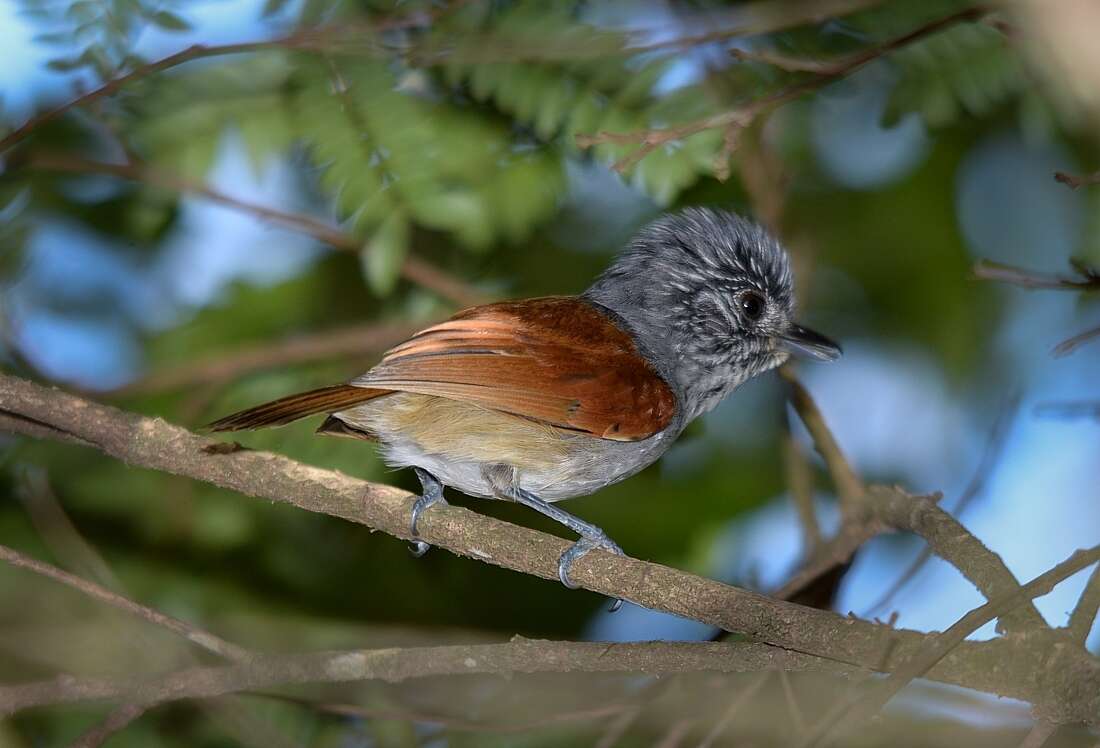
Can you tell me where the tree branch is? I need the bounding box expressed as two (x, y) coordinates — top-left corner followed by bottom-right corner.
(1068, 562), (1100, 645)
(0, 372), (1098, 723)
(863, 397), (1019, 617)
(111, 321), (426, 397)
(24, 153), (487, 308)
(0, 3), (460, 154)
(775, 374), (1045, 636)
(973, 259), (1100, 291)
(1052, 324), (1100, 358)
(576, 7), (988, 172)
(0, 544), (250, 663)
(0, 639), (858, 717)
(804, 547), (1100, 746)
(1054, 170), (1100, 190)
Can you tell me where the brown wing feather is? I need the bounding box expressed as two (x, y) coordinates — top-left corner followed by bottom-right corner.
(353, 297), (676, 440)
(208, 385), (389, 431)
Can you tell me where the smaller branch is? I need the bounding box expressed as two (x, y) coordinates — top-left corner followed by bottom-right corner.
(805, 546), (1100, 748)
(1054, 171), (1100, 190)
(266, 692), (629, 735)
(69, 704), (149, 748)
(1017, 721), (1059, 748)
(0, 544), (250, 663)
(783, 414), (822, 552)
(1067, 562), (1100, 645)
(696, 671), (771, 748)
(729, 47), (840, 73)
(24, 153), (487, 308)
(576, 7), (987, 173)
(973, 259), (1100, 291)
(778, 366), (864, 515)
(1052, 324), (1100, 358)
(112, 321), (424, 397)
(864, 397), (1018, 616)
(0, 4), (454, 154)
(0, 640), (860, 716)
(17, 467), (121, 588)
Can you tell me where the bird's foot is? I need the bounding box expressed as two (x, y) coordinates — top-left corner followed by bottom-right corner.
(409, 468), (446, 557)
(558, 532), (626, 612)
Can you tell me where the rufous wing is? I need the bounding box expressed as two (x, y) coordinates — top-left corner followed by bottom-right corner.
(353, 297), (676, 441)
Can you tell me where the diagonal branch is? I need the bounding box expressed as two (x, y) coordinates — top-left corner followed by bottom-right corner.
(973, 259), (1100, 291)
(0, 544), (250, 663)
(111, 320), (426, 397)
(576, 7), (988, 172)
(1068, 562), (1100, 645)
(863, 397), (1019, 617)
(0, 372), (1098, 723)
(1052, 324), (1100, 358)
(803, 548), (1100, 747)
(24, 153), (486, 308)
(0, 3), (460, 154)
(774, 373), (1046, 635)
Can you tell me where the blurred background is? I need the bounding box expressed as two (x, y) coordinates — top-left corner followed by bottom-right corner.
(1, 0), (1098, 745)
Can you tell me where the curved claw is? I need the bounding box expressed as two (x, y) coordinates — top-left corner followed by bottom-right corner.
(558, 534), (625, 612)
(409, 539), (431, 557)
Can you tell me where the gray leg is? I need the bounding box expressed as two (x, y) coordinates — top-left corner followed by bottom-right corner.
(409, 467), (447, 557)
(510, 487), (625, 611)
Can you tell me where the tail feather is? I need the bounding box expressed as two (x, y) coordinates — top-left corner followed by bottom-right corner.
(208, 385), (389, 431)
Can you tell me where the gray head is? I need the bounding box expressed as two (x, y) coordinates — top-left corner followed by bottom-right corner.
(585, 207), (840, 422)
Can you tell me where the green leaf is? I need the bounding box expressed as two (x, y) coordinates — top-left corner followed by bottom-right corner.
(45, 56), (91, 72)
(148, 9), (192, 30)
(360, 211), (409, 296)
(262, 0), (293, 17)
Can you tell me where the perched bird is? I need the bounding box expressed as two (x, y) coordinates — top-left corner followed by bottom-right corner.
(210, 208), (840, 595)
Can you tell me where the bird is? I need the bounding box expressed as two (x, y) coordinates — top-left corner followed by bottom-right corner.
(209, 207), (841, 598)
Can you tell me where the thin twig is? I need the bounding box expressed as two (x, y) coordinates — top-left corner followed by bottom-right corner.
(576, 7), (988, 172)
(24, 153), (485, 307)
(265, 692), (630, 735)
(1017, 721), (1059, 748)
(1067, 562), (1100, 645)
(729, 47), (841, 73)
(864, 397), (1019, 617)
(0, 640), (859, 716)
(778, 366), (863, 516)
(0, 544), (251, 662)
(695, 672), (770, 748)
(973, 259), (1100, 291)
(783, 415), (822, 552)
(1054, 170), (1100, 190)
(69, 704), (149, 748)
(111, 320), (425, 397)
(0, 5), (457, 154)
(1053, 324), (1100, 357)
(802, 547), (1100, 747)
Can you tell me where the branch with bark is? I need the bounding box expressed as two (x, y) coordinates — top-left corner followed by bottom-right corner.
(21, 153), (487, 309)
(575, 7), (989, 173)
(0, 372), (1098, 728)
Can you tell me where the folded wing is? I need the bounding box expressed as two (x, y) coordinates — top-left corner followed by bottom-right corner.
(354, 297), (676, 441)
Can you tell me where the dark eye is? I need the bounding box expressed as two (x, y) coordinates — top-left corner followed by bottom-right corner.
(740, 291), (766, 321)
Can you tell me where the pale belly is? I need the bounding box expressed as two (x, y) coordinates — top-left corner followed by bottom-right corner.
(333, 393), (678, 501)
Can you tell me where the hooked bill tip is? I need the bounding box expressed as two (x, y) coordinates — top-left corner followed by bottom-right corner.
(779, 324), (842, 362)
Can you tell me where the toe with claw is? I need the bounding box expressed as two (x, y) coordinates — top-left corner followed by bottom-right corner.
(558, 532), (626, 610)
(408, 468), (446, 556)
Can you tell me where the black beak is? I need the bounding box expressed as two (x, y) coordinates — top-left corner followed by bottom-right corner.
(779, 324), (842, 362)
